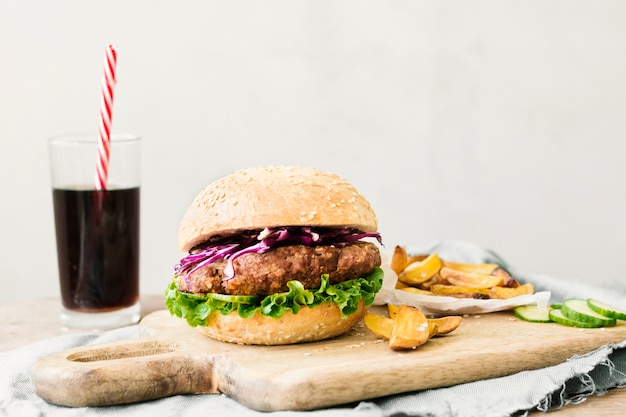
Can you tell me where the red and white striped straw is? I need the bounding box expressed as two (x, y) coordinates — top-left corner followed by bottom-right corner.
(95, 44), (118, 190)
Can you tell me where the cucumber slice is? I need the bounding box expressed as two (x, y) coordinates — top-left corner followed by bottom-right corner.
(514, 305), (552, 323)
(561, 299), (616, 327)
(181, 292), (208, 301)
(587, 299), (626, 321)
(549, 308), (604, 328)
(209, 293), (261, 304)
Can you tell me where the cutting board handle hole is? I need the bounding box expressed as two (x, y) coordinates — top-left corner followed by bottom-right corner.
(66, 340), (178, 362)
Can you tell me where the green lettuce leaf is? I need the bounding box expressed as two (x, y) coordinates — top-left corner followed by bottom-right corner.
(165, 267), (384, 327)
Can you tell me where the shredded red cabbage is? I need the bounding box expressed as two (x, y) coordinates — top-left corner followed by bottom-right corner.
(174, 227), (382, 283)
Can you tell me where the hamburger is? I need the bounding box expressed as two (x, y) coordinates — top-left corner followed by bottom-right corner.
(165, 166), (383, 345)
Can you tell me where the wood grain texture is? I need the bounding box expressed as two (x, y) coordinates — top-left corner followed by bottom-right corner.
(31, 307), (626, 411)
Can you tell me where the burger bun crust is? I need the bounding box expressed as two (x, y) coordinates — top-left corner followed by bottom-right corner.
(197, 301), (367, 345)
(179, 166), (378, 252)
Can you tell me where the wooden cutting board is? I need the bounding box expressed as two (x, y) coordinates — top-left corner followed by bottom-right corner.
(31, 307), (626, 412)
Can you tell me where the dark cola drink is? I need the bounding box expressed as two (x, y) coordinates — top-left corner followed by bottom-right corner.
(52, 187), (140, 312)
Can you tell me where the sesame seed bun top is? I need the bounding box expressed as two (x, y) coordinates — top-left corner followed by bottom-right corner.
(178, 166), (378, 252)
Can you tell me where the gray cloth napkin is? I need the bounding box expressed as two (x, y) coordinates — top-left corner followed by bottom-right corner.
(2, 241), (626, 417)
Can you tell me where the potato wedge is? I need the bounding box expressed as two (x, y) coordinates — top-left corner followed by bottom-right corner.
(387, 303), (399, 319)
(489, 283), (535, 299)
(389, 304), (461, 336)
(442, 260), (500, 275)
(388, 304), (436, 333)
(493, 268), (520, 288)
(390, 245), (410, 275)
(369, 304), (462, 350)
(390, 305), (430, 350)
(428, 322), (439, 338)
(398, 253), (443, 285)
(407, 254), (428, 264)
(399, 286), (434, 296)
(395, 280), (410, 289)
(364, 312), (394, 339)
(430, 284), (490, 296)
(440, 267), (504, 289)
(428, 316), (462, 335)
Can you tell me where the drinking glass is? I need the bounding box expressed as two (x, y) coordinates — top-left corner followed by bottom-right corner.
(48, 134), (141, 329)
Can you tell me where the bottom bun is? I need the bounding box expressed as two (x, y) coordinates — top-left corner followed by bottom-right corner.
(197, 301), (367, 345)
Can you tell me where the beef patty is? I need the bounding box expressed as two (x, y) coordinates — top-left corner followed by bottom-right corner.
(177, 242), (381, 296)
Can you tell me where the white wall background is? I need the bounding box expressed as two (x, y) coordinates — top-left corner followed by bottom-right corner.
(1, 1), (625, 304)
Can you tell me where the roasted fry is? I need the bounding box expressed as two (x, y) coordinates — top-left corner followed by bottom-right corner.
(398, 253), (442, 286)
(428, 322), (439, 338)
(489, 283), (534, 299)
(441, 260), (499, 275)
(389, 304), (461, 336)
(394, 280), (409, 289)
(366, 304), (462, 350)
(428, 316), (462, 335)
(439, 267), (504, 289)
(387, 303), (399, 318)
(389, 305), (430, 350)
(408, 254), (428, 264)
(390, 246), (428, 275)
(363, 312), (393, 339)
(390, 246), (410, 275)
(493, 268), (519, 288)
(399, 287), (434, 296)
(430, 284), (490, 296)
(417, 277), (435, 289)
